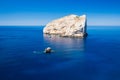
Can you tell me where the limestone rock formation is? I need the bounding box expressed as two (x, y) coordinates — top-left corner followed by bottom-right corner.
(43, 14), (87, 38)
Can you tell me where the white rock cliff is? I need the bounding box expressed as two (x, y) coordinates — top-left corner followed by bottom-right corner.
(43, 14), (87, 38)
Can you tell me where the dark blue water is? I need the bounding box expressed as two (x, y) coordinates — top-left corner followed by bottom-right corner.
(0, 26), (120, 80)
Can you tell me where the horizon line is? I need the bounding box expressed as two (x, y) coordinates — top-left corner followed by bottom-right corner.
(0, 25), (120, 27)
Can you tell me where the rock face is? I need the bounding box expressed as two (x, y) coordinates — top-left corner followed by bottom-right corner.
(43, 14), (87, 38)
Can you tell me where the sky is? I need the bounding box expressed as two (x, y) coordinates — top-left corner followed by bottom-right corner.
(0, 0), (120, 26)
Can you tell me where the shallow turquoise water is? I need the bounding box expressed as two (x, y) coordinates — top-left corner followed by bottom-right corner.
(0, 26), (120, 80)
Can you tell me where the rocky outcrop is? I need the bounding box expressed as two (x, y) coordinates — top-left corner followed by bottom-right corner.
(44, 47), (52, 53)
(43, 14), (87, 38)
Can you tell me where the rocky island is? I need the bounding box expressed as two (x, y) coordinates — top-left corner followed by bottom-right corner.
(43, 14), (87, 38)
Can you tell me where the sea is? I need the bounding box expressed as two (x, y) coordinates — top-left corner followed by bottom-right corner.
(0, 26), (120, 80)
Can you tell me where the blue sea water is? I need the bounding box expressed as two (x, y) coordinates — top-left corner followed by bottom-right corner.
(0, 26), (120, 80)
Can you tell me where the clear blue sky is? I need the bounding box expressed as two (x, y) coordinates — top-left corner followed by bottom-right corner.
(0, 0), (120, 26)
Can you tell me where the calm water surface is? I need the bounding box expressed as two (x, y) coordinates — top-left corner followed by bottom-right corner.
(0, 26), (120, 80)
